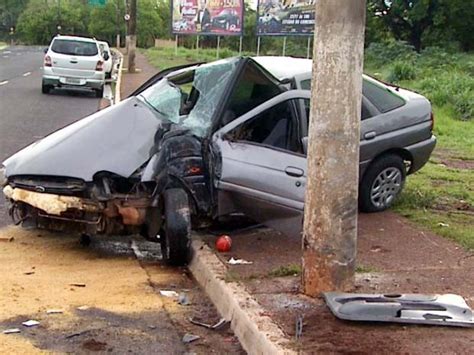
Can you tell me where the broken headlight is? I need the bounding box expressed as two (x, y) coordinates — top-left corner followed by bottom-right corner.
(0, 167), (7, 187)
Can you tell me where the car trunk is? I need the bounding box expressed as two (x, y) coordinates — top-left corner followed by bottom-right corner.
(51, 52), (98, 78)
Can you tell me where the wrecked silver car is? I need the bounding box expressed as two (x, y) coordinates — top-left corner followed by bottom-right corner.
(1, 57), (436, 265)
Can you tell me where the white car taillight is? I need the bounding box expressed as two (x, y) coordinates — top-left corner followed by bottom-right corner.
(95, 60), (104, 71)
(44, 55), (52, 67)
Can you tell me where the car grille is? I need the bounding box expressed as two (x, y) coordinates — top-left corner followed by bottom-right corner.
(9, 176), (86, 196)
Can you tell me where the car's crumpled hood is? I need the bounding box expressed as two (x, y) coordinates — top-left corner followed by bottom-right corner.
(3, 97), (163, 181)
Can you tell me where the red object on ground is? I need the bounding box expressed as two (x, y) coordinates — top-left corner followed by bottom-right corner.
(216, 235), (232, 252)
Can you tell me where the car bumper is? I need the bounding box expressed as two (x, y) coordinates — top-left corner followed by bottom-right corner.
(405, 135), (437, 174)
(42, 75), (104, 89)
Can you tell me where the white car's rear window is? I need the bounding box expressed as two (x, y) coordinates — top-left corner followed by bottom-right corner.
(51, 39), (98, 56)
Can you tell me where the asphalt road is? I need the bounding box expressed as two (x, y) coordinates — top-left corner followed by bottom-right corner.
(0, 46), (100, 227)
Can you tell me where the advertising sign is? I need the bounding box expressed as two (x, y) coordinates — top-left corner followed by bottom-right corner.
(257, 0), (315, 36)
(172, 0), (244, 36)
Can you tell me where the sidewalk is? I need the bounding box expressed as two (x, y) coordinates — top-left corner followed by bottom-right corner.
(203, 211), (474, 353)
(119, 51), (474, 353)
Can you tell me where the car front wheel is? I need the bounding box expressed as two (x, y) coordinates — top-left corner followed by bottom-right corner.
(160, 188), (191, 266)
(359, 154), (406, 212)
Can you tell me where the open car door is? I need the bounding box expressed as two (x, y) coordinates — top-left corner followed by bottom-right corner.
(212, 90), (311, 237)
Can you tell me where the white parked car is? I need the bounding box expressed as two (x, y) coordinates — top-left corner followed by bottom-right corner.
(42, 35), (106, 97)
(98, 41), (113, 79)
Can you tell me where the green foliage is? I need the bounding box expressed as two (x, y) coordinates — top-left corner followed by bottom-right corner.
(88, 1), (125, 45)
(16, 0), (88, 45)
(387, 61), (417, 82)
(0, 0), (28, 40)
(365, 42), (474, 121)
(268, 264), (301, 277)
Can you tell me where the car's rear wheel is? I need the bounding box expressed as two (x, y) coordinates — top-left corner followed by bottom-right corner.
(41, 81), (51, 94)
(95, 86), (104, 98)
(359, 154), (406, 212)
(160, 188), (191, 266)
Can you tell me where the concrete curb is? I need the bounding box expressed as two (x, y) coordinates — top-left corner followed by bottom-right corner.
(189, 238), (296, 355)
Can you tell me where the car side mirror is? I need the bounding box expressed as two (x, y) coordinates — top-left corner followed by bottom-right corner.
(302, 136), (308, 155)
(103, 52), (110, 61)
(43, 48), (48, 54)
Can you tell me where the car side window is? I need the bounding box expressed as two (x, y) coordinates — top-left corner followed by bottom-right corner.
(300, 78), (374, 120)
(223, 62), (282, 126)
(229, 100), (301, 154)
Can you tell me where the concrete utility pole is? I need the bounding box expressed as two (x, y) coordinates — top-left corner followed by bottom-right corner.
(302, 0), (366, 296)
(127, 0), (137, 73)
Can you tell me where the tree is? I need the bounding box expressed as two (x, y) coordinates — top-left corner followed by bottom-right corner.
(137, 0), (163, 47)
(0, 0), (28, 40)
(88, 1), (125, 45)
(368, 0), (439, 52)
(16, 0), (87, 44)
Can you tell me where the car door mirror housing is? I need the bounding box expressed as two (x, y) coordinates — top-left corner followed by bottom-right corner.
(103, 52), (110, 61)
(43, 48), (48, 54)
(302, 136), (308, 155)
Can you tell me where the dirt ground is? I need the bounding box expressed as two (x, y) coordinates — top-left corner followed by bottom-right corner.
(202, 211), (474, 353)
(0, 226), (243, 354)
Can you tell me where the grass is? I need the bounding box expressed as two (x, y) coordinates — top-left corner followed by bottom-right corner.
(268, 264), (302, 277)
(143, 46), (243, 71)
(355, 265), (378, 273)
(145, 43), (473, 250)
(0, 41), (7, 50)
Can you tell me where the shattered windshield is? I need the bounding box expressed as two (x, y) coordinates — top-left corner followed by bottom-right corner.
(138, 58), (239, 137)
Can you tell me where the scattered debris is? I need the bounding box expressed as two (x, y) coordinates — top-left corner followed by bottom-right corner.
(23, 271), (35, 275)
(216, 235), (232, 252)
(295, 315), (304, 340)
(65, 329), (93, 339)
(70, 283), (86, 288)
(182, 333), (200, 344)
(437, 222), (450, 227)
(189, 317), (228, 330)
(178, 292), (190, 305)
(47, 309), (64, 314)
(227, 257), (253, 265)
(3, 328), (21, 334)
(324, 292), (474, 327)
(22, 320), (40, 327)
(77, 305), (90, 311)
(0, 236), (14, 242)
(160, 290), (179, 298)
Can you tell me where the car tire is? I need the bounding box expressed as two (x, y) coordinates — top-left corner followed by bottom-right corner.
(359, 154), (406, 213)
(95, 86), (104, 98)
(160, 188), (191, 266)
(41, 82), (51, 94)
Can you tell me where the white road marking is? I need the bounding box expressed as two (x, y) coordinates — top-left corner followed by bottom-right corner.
(3, 51), (11, 54)
(0, 81), (8, 86)
(2, 56), (8, 58)
(22, 72), (31, 77)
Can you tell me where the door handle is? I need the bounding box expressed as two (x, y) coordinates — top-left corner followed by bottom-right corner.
(70, 60), (78, 64)
(364, 131), (377, 140)
(285, 166), (304, 177)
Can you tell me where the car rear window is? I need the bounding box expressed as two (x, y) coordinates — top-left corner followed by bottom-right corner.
(51, 39), (98, 56)
(300, 78), (405, 114)
(362, 80), (405, 113)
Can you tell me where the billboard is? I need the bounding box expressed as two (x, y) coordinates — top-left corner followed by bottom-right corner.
(257, 0), (315, 36)
(172, 0), (244, 36)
